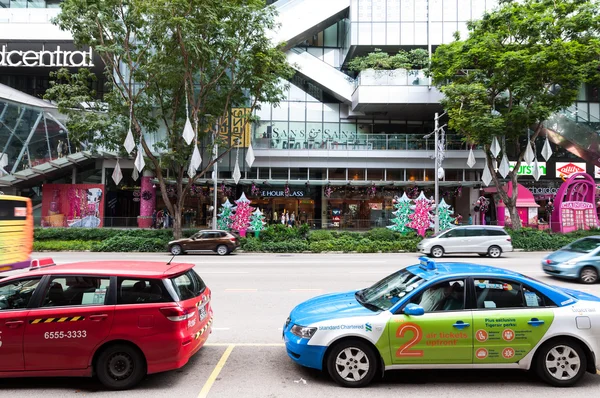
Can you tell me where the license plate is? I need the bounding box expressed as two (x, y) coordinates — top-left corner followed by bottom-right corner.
(199, 306), (207, 321)
(543, 265), (554, 271)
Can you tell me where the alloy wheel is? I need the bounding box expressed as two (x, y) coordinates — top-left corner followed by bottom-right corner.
(580, 267), (598, 284)
(544, 345), (581, 381)
(334, 347), (370, 382)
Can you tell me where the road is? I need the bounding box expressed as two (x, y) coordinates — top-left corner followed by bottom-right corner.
(3, 251), (600, 397)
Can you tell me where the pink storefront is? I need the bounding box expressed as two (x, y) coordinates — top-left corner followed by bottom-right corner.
(496, 183), (540, 227)
(551, 172), (599, 233)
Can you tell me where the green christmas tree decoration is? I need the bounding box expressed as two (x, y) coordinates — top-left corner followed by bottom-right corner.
(217, 199), (234, 230)
(387, 192), (413, 234)
(250, 207), (266, 237)
(437, 198), (456, 231)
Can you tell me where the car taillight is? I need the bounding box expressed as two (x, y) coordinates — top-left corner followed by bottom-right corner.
(507, 238), (512, 242)
(160, 307), (195, 322)
(229, 236), (237, 242)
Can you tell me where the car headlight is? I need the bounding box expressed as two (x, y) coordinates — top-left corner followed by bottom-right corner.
(291, 324), (317, 339)
(562, 260), (579, 267)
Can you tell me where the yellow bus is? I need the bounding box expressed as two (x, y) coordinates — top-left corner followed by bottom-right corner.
(0, 195), (33, 272)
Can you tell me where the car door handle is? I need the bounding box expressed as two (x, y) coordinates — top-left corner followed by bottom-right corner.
(453, 321), (470, 330)
(528, 318), (545, 327)
(5, 320), (24, 328)
(90, 314), (109, 322)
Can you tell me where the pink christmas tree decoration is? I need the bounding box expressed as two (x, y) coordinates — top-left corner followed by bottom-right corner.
(231, 192), (254, 237)
(408, 191), (434, 237)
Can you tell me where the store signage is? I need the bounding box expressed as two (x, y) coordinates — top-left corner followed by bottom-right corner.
(509, 161), (546, 176)
(530, 187), (559, 196)
(555, 162), (586, 178)
(0, 45), (94, 67)
(261, 190), (305, 197)
(368, 203), (383, 210)
(595, 166), (600, 179)
(561, 201), (593, 210)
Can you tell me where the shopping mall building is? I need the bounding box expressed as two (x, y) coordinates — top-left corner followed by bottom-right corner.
(1, 0), (599, 229)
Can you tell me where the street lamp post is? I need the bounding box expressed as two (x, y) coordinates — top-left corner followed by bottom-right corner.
(426, 112), (446, 234)
(212, 119), (219, 230)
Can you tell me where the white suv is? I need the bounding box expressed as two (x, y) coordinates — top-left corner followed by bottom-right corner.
(417, 225), (513, 258)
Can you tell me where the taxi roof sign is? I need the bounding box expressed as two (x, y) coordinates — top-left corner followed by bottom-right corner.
(418, 257), (437, 271)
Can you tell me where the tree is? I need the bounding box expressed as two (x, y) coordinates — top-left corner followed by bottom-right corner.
(231, 193), (253, 237)
(430, 0), (600, 229)
(249, 208), (266, 237)
(408, 192), (433, 237)
(217, 199), (234, 231)
(437, 198), (455, 231)
(46, 0), (294, 238)
(387, 193), (413, 234)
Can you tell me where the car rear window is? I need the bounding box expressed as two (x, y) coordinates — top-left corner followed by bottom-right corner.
(117, 278), (173, 304)
(169, 269), (206, 301)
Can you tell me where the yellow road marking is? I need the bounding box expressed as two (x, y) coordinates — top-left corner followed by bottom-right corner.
(205, 343), (284, 347)
(198, 344), (235, 398)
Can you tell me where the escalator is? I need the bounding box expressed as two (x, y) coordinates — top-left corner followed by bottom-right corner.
(543, 108), (600, 167)
(270, 0), (350, 51)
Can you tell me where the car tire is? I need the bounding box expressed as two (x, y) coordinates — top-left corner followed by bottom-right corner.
(430, 246), (444, 258)
(96, 344), (146, 390)
(487, 245), (502, 258)
(535, 338), (587, 387)
(579, 266), (598, 284)
(170, 244), (183, 256)
(216, 245), (229, 256)
(326, 339), (378, 388)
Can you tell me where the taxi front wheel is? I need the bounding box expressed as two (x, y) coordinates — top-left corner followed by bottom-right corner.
(96, 344), (147, 390)
(535, 338), (586, 387)
(326, 339), (378, 388)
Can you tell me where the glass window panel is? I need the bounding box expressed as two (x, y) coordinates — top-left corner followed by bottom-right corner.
(289, 84), (306, 101)
(577, 83), (587, 101)
(351, 22), (359, 44)
(45, 115), (69, 161)
(0, 0), (10, 7)
(387, 0), (401, 21)
(271, 121), (288, 149)
(443, 169), (462, 181)
(431, 22), (443, 44)
(28, 122), (51, 167)
(271, 102), (288, 120)
(457, 22), (469, 41)
(255, 103), (271, 121)
(425, 169), (434, 182)
(372, 23), (386, 44)
(457, 0), (471, 20)
(306, 122), (323, 149)
(351, 0), (358, 20)
(401, 0), (415, 21)
(414, 23), (428, 45)
(328, 168), (346, 180)
(357, 122), (370, 135)
(414, 0), (428, 21)
(443, 22), (458, 43)
(259, 168), (269, 179)
(271, 168), (288, 180)
(323, 103), (340, 122)
(307, 47), (323, 60)
(358, 23), (372, 45)
(306, 102), (323, 122)
(289, 102), (306, 122)
(386, 23), (401, 45)
(471, 0), (485, 18)
(386, 169), (404, 181)
(323, 122), (341, 143)
(288, 122), (306, 150)
(348, 168), (365, 181)
(372, 0), (386, 21)
(290, 168), (308, 180)
(357, 0), (372, 20)
(248, 167), (258, 179)
(324, 24), (338, 47)
(407, 168), (424, 181)
(323, 48), (338, 67)
(309, 168), (326, 180)
(486, 0), (499, 12)
(443, 0), (457, 21)
(28, 0), (46, 8)
(430, 0), (443, 21)
(253, 121), (271, 148)
(465, 170), (479, 181)
(367, 168), (384, 181)
(401, 23), (415, 45)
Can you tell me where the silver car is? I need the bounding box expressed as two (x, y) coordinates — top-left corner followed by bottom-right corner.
(416, 225), (513, 258)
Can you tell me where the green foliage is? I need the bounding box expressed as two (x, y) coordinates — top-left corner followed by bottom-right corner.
(364, 228), (402, 242)
(258, 224), (309, 242)
(348, 48), (430, 72)
(34, 240), (96, 251)
(95, 236), (167, 252)
(308, 230), (334, 242)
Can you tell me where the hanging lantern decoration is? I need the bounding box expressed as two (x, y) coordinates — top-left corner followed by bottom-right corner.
(324, 185), (333, 198)
(546, 201), (554, 215)
(454, 185), (463, 197)
(368, 183), (377, 198)
(284, 183), (290, 197)
(251, 182), (260, 197)
(474, 196), (490, 213)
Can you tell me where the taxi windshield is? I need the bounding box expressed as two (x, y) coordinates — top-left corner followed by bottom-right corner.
(356, 269), (425, 311)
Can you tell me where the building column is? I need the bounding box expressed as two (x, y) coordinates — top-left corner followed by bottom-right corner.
(139, 170), (156, 228)
(321, 186), (328, 228)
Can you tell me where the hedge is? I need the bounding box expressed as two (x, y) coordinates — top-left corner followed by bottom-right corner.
(32, 226), (600, 253)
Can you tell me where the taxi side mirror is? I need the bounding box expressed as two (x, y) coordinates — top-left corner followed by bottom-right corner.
(403, 303), (425, 316)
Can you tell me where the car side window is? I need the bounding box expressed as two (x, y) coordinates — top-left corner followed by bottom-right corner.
(487, 229), (507, 236)
(0, 278), (42, 310)
(474, 279), (524, 309)
(465, 228), (484, 237)
(444, 229), (465, 238)
(407, 279), (466, 312)
(117, 278), (172, 304)
(42, 276), (110, 307)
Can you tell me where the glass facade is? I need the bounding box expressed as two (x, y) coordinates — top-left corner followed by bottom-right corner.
(0, 98), (70, 175)
(0, 0), (62, 7)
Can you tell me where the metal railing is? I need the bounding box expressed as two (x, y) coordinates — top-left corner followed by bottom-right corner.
(355, 69), (429, 87)
(252, 133), (470, 151)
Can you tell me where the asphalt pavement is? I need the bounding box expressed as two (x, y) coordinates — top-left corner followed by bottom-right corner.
(3, 251), (600, 397)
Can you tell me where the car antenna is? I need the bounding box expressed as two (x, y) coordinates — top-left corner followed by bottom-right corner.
(167, 254), (176, 265)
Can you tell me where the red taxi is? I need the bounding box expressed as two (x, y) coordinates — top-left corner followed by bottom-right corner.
(0, 261), (213, 390)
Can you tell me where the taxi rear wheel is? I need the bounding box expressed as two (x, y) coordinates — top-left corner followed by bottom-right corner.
(326, 339), (378, 388)
(535, 339), (586, 387)
(96, 344), (146, 390)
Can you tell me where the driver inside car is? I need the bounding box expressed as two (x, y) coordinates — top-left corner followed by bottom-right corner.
(418, 281), (464, 312)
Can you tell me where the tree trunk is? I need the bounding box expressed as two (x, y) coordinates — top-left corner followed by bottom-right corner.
(173, 204), (183, 240)
(506, 197), (522, 230)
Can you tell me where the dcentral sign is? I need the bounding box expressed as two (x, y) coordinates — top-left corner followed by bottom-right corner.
(261, 190), (305, 198)
(0, 45), (94, 67)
